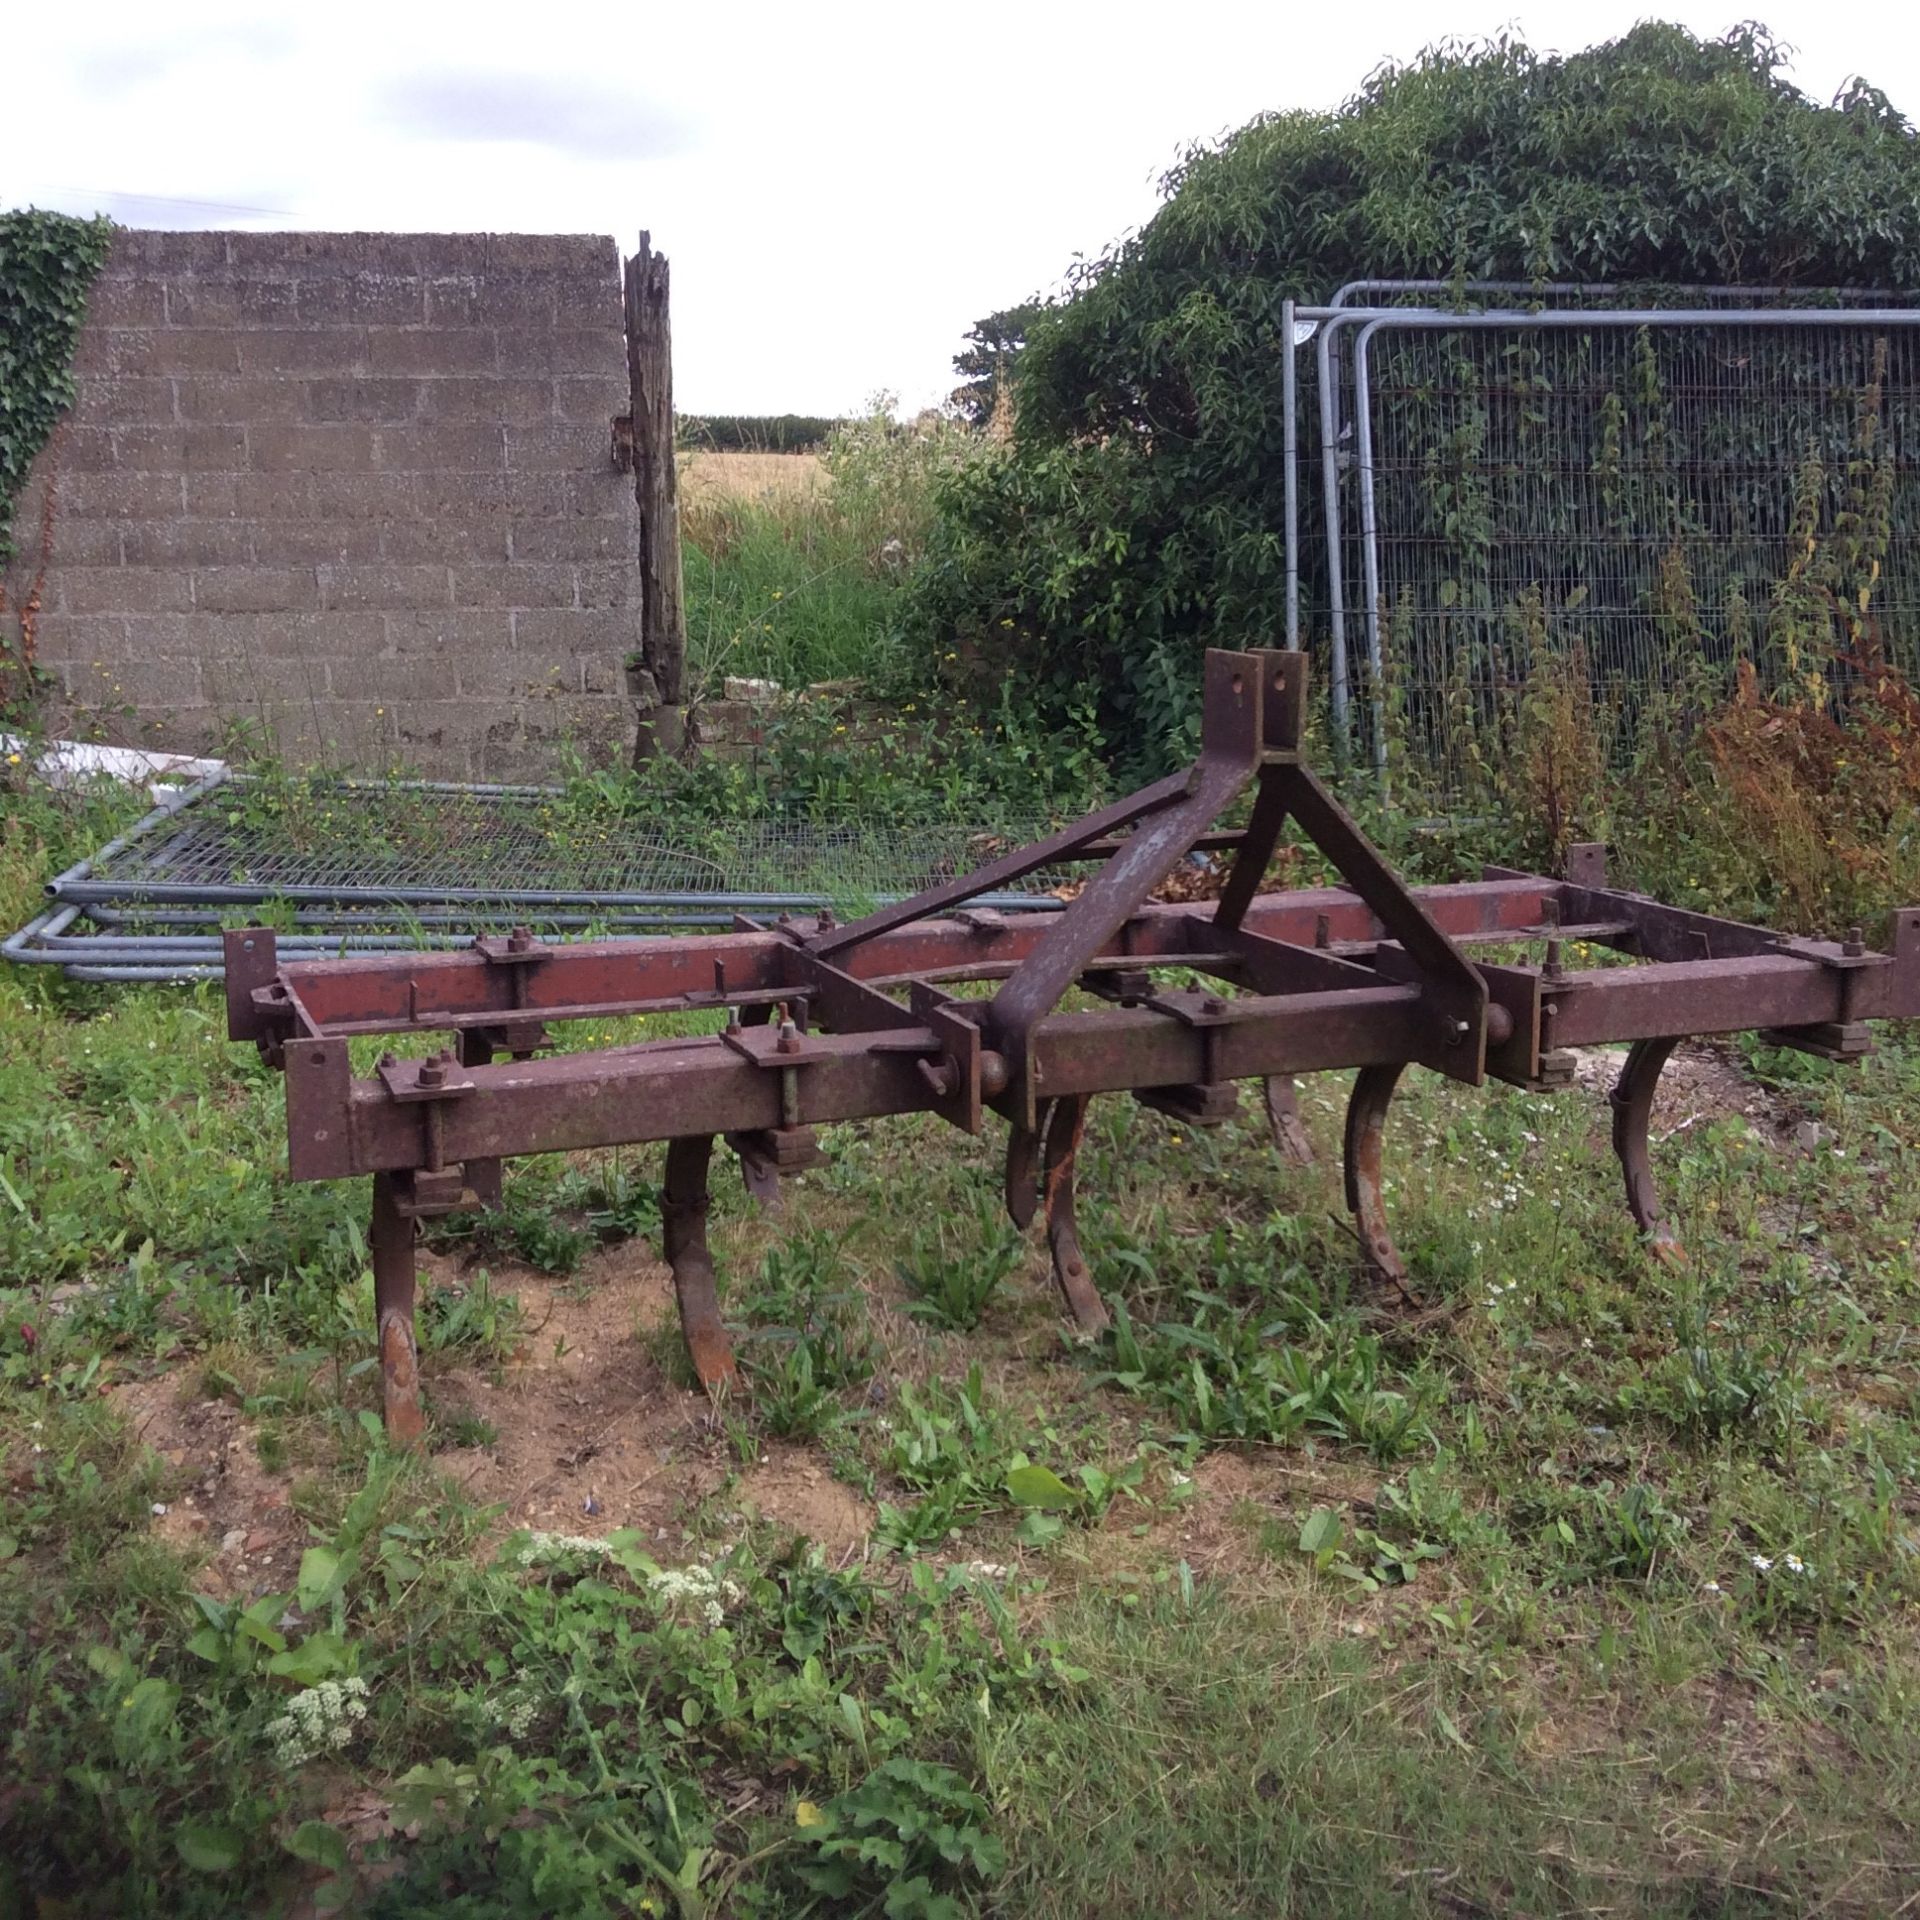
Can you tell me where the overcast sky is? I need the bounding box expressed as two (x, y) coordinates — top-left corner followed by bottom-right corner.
(8, 1), (1915, 414)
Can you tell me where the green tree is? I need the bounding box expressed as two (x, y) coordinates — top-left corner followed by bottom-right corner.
(948, 300), (1047, 428)
(908, 26), (1920, 773)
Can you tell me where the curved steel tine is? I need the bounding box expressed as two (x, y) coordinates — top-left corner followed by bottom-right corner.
(1263, 1074), (1316, 1166)
(1005, 1103), (1050, 1230)
(371, 1172), (426, 1445)
(1342, 1062), (1414, 1297)
(1609, 1036), (1685, 1262)
(662, 1133), (739, 1390)
(1042, 1092), (1109, 1333)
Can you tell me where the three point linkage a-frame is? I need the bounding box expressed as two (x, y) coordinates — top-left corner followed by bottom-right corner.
(226, 651), (1920, 1441)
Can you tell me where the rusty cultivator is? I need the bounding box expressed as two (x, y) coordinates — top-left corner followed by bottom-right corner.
(225, 651), (1920, 1442)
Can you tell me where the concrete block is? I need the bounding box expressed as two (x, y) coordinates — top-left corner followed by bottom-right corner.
(308, 472), (415, 520)
(553, 376), (621, 422)
(61, 470), (187, 519)
(504, 423), (600, 471)
(385, 609), (515, 655)
(426, 276), (554, 328)
(176, 377), (306, 423)
(59, 428), (119, 472)
(165, 275), (300, 327)
(86, 278), (169, 327)
(511, 516), (629, 562)
(63, 656), (202, 707)
(375, 421), (507, 471)
(497, 327), (625, 376)
(110, 327), (242, 376)
(261, 520), (387, 564)
(573, 562), (638, 609)
(379, 517), (511, 564)
(111, 423), (250, 471)
(485, 234), (617, 275)
(27, 612), (134, 663)
(306, 378), (424, 424)
(192, 566), (321, 613)
(551, 274), (622, 327)
(233, 329), (373, 376)
(47, 520), (125, 565)
(415, 377), (552, 424)
(82, 376), (177, 424)
(121, 519), (255, 566)
(451, 563), (577, 609)
(411, 471), (512, 519)
(110, 231), (231, 271)
(455, 652), (572, 698)
(248, 424), (380, 472)
(195, 610), (386, 659)
(370, 328), (498, 374)
(511, 607), (636, 656)
(318, 563), (452, 611)
(59, 567), (193, 615)
(295, 275), (427, 326)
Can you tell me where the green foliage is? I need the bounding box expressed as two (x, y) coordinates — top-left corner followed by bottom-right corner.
(912, 25), (1920, 771)
(1, 209), (112, 571)
(948, 301), (1047, 427)
(678, 414), (847, 453)
(898, 1197), (1024, 1331)
(682, 400), (994, 694)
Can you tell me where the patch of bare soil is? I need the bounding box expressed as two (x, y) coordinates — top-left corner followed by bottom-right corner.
(735, 1445), (873, 1558)
(422, 1242), (737, 1540)
(108, 1372), (296, 1598)
(1570, 1038), (1795, 1143)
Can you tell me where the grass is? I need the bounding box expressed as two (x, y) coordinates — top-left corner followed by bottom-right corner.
(679, 407), (981, 698)
(5, 453), (1920, 1914)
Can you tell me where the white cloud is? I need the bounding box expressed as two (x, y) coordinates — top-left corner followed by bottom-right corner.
(7, 0), (1917, 414)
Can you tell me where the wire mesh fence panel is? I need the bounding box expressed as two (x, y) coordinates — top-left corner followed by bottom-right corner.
(63, 779), (1071, 916)
(1351, 310), (1920, 789)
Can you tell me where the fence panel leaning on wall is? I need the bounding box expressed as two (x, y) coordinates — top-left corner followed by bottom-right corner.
(1280, 287), (1920, 791)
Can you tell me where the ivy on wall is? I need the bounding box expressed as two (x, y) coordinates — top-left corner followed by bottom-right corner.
(1, 210), (113, 571)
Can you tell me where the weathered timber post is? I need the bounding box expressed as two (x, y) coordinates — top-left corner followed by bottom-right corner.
(625, 231), (688, 761)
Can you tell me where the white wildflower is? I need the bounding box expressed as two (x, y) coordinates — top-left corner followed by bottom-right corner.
(1704, 1580), (1722, 1593)
(516, 1531), (611, 1566)
(1751, 1554), (1773, 1574)
(268, 1678), (370, 1768)
(484, 1689), (540, 1740)
(1783, 1553), (1806, 1574)
(645, 1564), (742, 1630)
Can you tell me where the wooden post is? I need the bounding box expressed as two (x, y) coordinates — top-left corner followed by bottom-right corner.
(624, 231), (687, 760)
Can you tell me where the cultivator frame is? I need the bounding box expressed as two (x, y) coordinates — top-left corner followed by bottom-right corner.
(226, 651), (1920, 1442)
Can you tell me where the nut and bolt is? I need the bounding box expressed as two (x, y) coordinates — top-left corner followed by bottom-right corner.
(507, 925), (534, 953)
(1843, 926), (1865, 957)
(1543, 938), (1567, 984)
(417, 1053), (449, 1089)
(1201, 994), (1229, 1017)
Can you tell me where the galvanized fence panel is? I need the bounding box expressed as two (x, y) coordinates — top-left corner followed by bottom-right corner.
(1284, 284), (1920, 786)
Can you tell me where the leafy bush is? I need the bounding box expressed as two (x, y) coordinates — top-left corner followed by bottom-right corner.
(911, 26), (1920, 771)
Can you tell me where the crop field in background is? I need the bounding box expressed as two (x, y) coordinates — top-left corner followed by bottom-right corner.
(3, 430), (1920, 1919)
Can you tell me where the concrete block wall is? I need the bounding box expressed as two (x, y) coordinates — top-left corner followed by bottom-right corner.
(6, 230), (640, 779)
